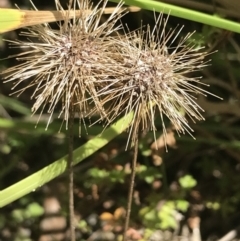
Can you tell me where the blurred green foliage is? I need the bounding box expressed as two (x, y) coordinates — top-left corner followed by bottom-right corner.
(1, 0), (240, 240)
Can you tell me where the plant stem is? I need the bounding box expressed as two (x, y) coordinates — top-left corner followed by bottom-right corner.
(68, 108), (75, 241)
(123, 131), (139, 241)
(109, 0), (240, 34)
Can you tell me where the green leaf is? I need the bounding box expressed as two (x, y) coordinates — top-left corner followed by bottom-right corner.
(160, 215), (176, 229)
(157, 202), (177, 229)
(176, 200), (189, 212)
(0, 94), (30, 115)
(179, 175), (197, 189)
(25, 202), (44, 217)
(139, 206), (150, 217)
(206, 202), (220, 210)
(11, 209), (25, 222)
(88, 168), (109, 179)
(144, 209), (157, 222)
(145, 176), (154, 184)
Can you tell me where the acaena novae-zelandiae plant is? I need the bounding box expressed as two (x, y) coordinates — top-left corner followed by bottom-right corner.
(1, 1), (221, 239)
(2, 0), (125, 131)
(2, 1), (126, 240)
(86, 14), (222, 240)
(91, 14), (221, 240)
(95, 13), (222, 150)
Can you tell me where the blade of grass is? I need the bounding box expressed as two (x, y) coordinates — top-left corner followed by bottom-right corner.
(0, 112), (133, 208)
(2, 118), (240, 136)
(0, 117), (103, 135)
(110, 0), (240, 33)
(0, 94), (30, 115)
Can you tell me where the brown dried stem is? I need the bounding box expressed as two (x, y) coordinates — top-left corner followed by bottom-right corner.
(68, 106), (75, 241)
(123, 131), (139, 241)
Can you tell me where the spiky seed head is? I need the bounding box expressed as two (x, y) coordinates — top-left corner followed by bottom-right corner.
(97, 14), (220, 149)
(2, 0), (125, 130)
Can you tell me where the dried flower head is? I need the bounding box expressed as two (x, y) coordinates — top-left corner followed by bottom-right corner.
(2, 0), (125, 130)
(97, 14), (220, 149)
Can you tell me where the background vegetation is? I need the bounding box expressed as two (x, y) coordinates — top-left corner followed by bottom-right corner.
(0, 0), (240, 240)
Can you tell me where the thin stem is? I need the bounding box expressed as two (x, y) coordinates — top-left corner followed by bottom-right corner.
(68, 108), (75, 241)
(68, 0), (73, 9)
(123, 131), (139, 241)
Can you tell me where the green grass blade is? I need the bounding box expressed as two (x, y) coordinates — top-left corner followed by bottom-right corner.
(0, 94), (30, 115)
(0, 112), (133, 207)
(0, 117), (103, 135)
(111, 0), (240, 33)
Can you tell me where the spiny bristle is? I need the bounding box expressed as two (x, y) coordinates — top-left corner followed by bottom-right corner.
(2, 0), (126, 129)
(94, 14), (219, 149)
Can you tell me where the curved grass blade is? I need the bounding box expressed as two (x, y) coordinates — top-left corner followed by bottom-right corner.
(0, 94), (30, 115)
(0, 111), (133, 207)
